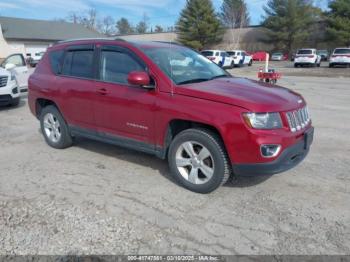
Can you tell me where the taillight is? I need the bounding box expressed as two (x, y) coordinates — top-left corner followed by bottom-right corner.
(308, 55), (314, 58)
(233, 56), (237, 59)
(208, 57), (215, 61)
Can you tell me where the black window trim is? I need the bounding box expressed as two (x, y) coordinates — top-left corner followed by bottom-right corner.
(59, 44), (97, 81)
(95, 45), (156, 89)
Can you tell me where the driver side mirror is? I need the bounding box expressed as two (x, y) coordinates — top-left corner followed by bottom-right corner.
(127, 71), (154, 89)
(4, 63), (16, 70)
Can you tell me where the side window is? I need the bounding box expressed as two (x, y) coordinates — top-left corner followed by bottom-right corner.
(62, 50), (94, 79)
(3, 54), (25, 67)
(215, 52), (220, 56)
(99, 50), (144, 84)
(49, 50), (64, 75)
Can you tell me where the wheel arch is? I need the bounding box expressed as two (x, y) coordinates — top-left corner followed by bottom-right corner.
(35, 98), (60, 119)
(160, 119), (227, 159)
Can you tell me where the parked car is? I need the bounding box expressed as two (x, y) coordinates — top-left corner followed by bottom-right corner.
(271, 52), (288, 61)
(294, 49), (321, 67)
(28, 39), (314, 193)
(316, 50), (329, 61)
(1, 53), (29, 93)
(201, 50), (234, 68)
(227, 50), (253, 66)
(252, 51), (269, 61)
(329, 48), (350, 68)
(0, 63), (20, 107)
(28, 51), (45, 67)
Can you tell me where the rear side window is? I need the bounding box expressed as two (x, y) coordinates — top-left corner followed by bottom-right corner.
(49, 50), (64, 74)
(201, 51), (214, 56)
(62, 50), (94, 79)
(298, 50), (312, 55)
(99, 50), (144, 84)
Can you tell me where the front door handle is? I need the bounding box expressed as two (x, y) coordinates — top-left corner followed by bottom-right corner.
(97, 88), (108, 95)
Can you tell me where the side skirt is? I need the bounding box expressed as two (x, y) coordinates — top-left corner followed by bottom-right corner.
(69, 125), (166, 159)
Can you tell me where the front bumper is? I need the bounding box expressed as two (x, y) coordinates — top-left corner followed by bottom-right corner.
(233, 127), (314, 176)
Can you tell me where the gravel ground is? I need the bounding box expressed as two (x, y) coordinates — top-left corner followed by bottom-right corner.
(0, 67), (349, 255)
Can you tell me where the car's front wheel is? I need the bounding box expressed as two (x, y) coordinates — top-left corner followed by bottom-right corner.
(248, 59), (253, 66)
(40, 105), (73, 149)
(168, 128), (231, 194)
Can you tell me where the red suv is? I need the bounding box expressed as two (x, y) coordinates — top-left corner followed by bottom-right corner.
(28, 39), (314, 193)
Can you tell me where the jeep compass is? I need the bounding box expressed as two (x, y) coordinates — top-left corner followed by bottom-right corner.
(28, 39), (314, 193)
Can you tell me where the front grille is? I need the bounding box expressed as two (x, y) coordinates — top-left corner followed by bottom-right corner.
(0, 76), (8, 87)
(286, 106), (311, 132)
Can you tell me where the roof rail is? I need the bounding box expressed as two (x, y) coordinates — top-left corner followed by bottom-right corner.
(56, 38), (126, 44)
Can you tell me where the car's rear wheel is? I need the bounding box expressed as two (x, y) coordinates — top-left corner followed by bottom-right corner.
(230, 61), (235, 69)
(168, 128), (231, 194)
(248, 59), (253, 66)
(40, 105), (73, 149)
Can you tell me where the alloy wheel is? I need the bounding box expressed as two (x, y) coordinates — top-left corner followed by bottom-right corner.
(175, 141), (215, 185)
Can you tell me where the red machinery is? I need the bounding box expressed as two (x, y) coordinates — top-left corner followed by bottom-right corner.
(258, 53), (282, 84)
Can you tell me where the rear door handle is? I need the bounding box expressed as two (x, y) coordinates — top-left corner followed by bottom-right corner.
(97, 88), (108, 95)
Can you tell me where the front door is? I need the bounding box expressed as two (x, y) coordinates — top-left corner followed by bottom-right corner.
(1, 54), (29, 91)
(93, 45), (156, 145)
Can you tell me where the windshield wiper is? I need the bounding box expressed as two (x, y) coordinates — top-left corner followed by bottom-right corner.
(210, 74), (230, 80)
(177, 78), (210, 85)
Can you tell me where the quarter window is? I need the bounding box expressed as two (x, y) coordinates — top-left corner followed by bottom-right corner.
(99, 50), (144, 84)
(49, 50), (64, 75)
(62, 50), (94, 79)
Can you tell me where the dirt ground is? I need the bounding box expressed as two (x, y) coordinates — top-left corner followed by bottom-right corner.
(0, 65), (349, 255)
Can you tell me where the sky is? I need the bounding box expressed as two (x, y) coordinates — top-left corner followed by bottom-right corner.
(0, 0), (329, 29)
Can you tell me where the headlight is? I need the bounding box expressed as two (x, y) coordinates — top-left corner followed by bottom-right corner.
(243, 112), (283, 129)
(10, 72), (16, 81)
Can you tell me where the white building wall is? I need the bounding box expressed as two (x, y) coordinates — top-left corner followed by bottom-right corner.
(0, 24), (26, 59)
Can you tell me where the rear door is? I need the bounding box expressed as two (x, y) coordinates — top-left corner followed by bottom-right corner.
(57, 45), (97, 130)
(93, 45), (157, 145)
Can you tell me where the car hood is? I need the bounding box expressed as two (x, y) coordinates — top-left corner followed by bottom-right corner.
(175, 77), (305, 112)
(0, 67), (10, 76)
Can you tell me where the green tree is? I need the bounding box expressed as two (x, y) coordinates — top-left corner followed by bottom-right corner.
(136, 13), (149, 34)
(326, 0), (350, 46)
(262, 0), (320, 53)
(220, 0), (250, 29)
(116, 18), (134, 35)
(155, 25), (164, 33)
(176, 0), (223, 50)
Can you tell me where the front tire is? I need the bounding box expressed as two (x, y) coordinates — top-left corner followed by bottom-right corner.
(248, 59), (253, 66)
(40, 105), (73, 149)
(168, 128), (231, 194)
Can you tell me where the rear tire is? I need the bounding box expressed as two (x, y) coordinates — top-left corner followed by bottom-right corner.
(248, 60), (253, 66)
(168, 128), (231, 194)
(329, 63), (333, 68)
(40, 105), (73, 149)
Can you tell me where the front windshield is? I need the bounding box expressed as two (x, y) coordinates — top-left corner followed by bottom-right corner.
(140, 45), (230, 85)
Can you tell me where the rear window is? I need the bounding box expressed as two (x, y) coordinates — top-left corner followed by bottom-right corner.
(62, 50), (94, 79)
(297, 50), (312, 55)
(201, 51), (214, 56)
(227, 51), (235, 56)
(49, 50), (64, 74)
(334, 49), (350, 54)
